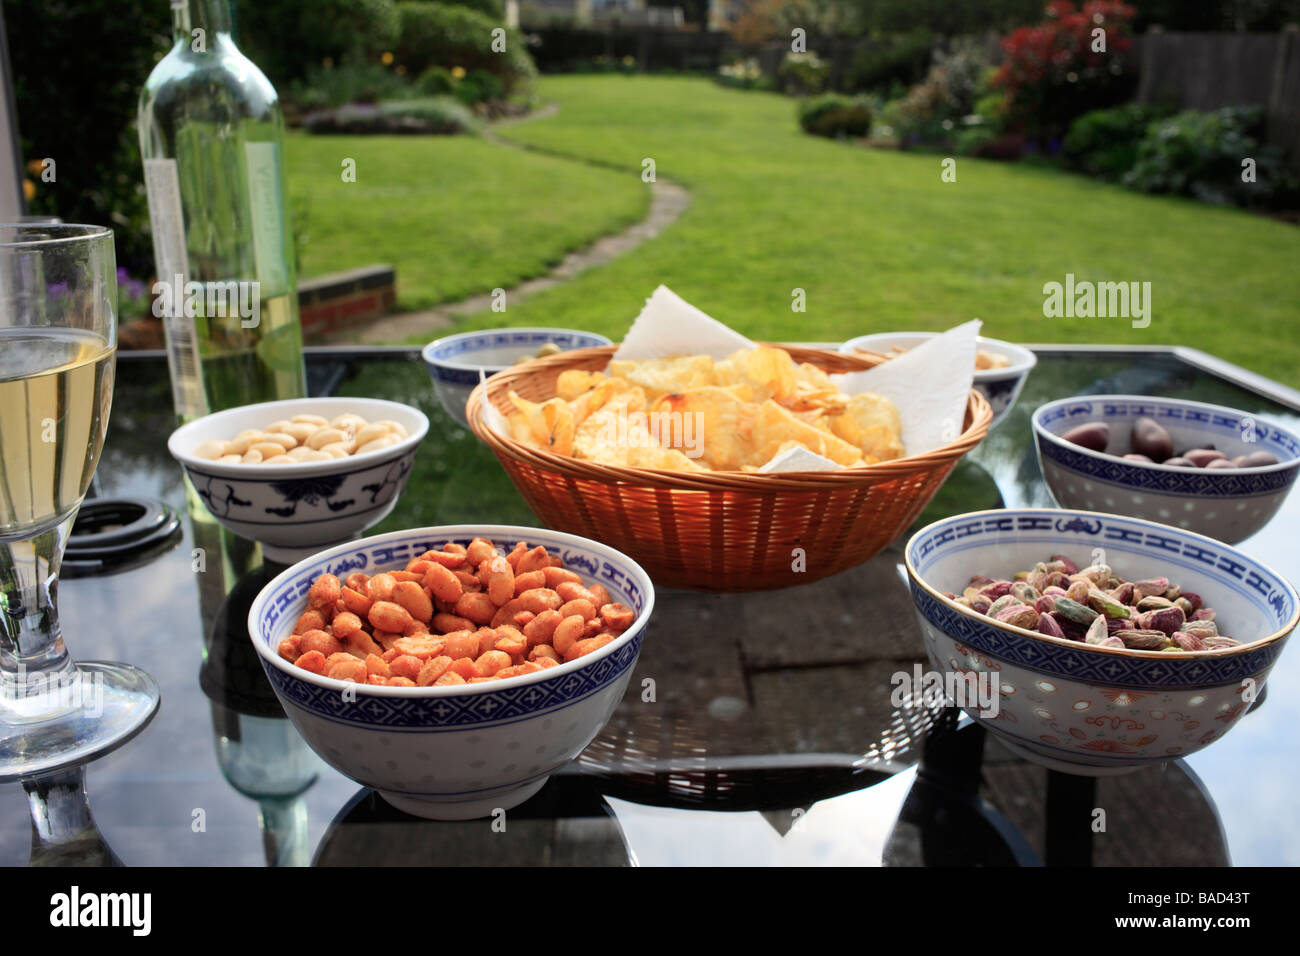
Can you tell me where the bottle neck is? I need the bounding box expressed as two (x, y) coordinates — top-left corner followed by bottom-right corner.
(171, 0), (233, 45)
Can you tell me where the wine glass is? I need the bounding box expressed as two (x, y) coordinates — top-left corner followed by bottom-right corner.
(0, 223), (159, 781)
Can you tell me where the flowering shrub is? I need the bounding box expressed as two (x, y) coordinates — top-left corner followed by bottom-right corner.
(777, 52), (829, 95)
(876, 38), (992, 149)
(798, 93), (872, 139)
(717, 58), (771, 91)
(990, 1), (1136, 143)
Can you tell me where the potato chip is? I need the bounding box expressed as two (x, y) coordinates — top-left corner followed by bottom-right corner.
(713, 346), (798, 404)
(555, 369), (609, 402)
(752, 401), (866, 467)
(652, 387), (755, 471)
(607, 355), (714, 401)
(830, 392), (905, 462)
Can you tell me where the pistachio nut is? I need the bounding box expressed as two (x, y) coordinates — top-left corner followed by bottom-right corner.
(1054, 597), (1099, 626)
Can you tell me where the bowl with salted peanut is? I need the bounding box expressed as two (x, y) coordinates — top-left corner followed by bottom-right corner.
(168, 397), (428, 562)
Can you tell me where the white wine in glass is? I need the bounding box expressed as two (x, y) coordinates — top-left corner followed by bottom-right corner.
(0, 224), (159, 780)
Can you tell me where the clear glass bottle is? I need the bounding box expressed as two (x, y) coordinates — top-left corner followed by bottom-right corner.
(138, 0), (306, 422)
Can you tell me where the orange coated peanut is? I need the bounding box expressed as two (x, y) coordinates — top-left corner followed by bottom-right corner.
(483, 555), (515, 606)
(441, 630), (481, 660)
(466, 537), (497, 567)
(475, 650), (512, 677)
(416, 656), (453, 686)
(327, 658), (368, 682)
(542, 566), (582, 588)
(423, 563), (462, 604)
(392, 634), (445, 660)
(433, 670), (466, 686)
(564, 635), (614, 663)
(339, 586), (372, 617)
(331, 611), (364, 639)
(454, 591), (497, 625)
(392, 580), (434, 623)
(365, 654), (390, 679)
(295, 650), (326, 674)
(555, 581), (596, 604)
(552, 614), (586, 658)
(344, 572), (369, 592)
(368, 600), (415, 634)
(529, 644), (561, 664)
(558, 598), (597, 622)
(600, 603), (636, 630)
(308, 574), (341, 610)
(516, 546), (551, 574)
(298, 629), (343, 657)
(294, 609), (326, 634)
(523, 609), (562, 647)
(433, 612), (475, 634)
(277, 636), (301, 661)
(588, 584), (611, 609)
(365, 573), (396, 603)
(388, 655), (425, 680)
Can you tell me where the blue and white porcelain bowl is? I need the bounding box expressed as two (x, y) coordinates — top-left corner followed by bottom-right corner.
(423, 328), (612, 428)
(247, 525), (654, 819)
(1033, 395), (1300, 544)
(839, 331), (1036, 429)
(905, 508), (1298, 775)
(168, 397), (428, 563)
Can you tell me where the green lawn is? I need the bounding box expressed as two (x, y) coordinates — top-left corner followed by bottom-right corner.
(411, 75), (1299, 382)
(286, 131), (648, 310)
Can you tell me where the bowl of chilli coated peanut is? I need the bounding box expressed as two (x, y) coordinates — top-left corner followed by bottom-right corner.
(248, 525), (654, 820)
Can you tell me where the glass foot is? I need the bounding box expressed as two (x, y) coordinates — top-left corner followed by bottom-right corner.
(0, 662), (160, 782)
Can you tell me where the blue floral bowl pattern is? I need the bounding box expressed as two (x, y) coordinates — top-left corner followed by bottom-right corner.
(247, 525), (655, 819)
(905, 508), (1298, 773)
(422, 328), (612, 427)
(168, 397), (429, 563)
(1033, 395), (1300, 544)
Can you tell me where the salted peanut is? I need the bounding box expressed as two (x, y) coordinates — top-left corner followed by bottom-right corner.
(327, 658), (367, 682)
(516, 546), (551, 575)
(367, 674), (387, 685)
(342, 630), (383, 660)
(263, 431), (299, 450)
(281, 422), (317, 443)
(454, 592), (497, 626)
(556, 581), (597, 605)
(440, 631), (480, 660)
(391, 581), (434, 623)
(379, 646), (402, 662)
(423, 550), (465, 571)
(226, 430), (264, 455)
(319, 443), (350, 459)
(345, 572), (369, 592)
(449, 658), (479, 680)
(366, 573), (397, 603)
(353, 423), (393, 447)
(291, 413), (330, 427)
(513, 611), (536, 628)
(294, 609), (327, 634)
(552, 614), (586, 658)
(453, 569), (482, 593)
(564, 635), (614, 663)
(266, 420), (293, 433)
(523, 609), (563, 647)
(442, 542), (468, 559)
(392, 634), (445, 660)
(332, 413), (368, 429)
(241, 449), (264, 464)
(387, 655), (425, 680)
(534, 656), (559, 670)
(466, 537), (497, 568)
(475, 650), (512, 677)
(308, 574), (341, 610)
(264, 455), (296, 464)
(368, 600), (415, 634)
(219, 454), (243, 463)
(548, 555), (564, 567)
(298, 629), (343, 657)
(277, 636), (301, 662)
(588, 584), (611, 608)
(194, 439), (228, 460)
(559, 598), (597, 622)
(542, 566), (582, 588)
(339, 586), (372, 617)
(483, 555), (515, 606)
(249, 441), (287, 459)
(600, 603), (636, 631)
(529, 644), (561, 664)
(434, 670), (465, 686)
(493, 625), (527, 657)
(406, 560), (433, 578)
(295, 650), (326, 674)
(387, 676), (417, 687)
(512, 570), (546, 596)
(287, 446), (331, 462)
(356, 434), (399, 455)
(416, 656), (453, 686)
(364, 654), (390, 679)
(433, 612), (475, 634)
(403, 618), (431, 637)
(372, 419), (408, 438)
(423, 563), (462, 604)
(307, 427), (346, 450)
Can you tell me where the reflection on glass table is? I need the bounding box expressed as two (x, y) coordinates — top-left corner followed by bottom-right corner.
(0, 345), (1295, 866)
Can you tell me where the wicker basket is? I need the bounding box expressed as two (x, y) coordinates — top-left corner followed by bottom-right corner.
(467, 344), (992, 591)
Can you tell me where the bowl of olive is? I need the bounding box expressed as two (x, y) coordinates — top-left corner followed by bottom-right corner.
(1032, 395), (1300, 543)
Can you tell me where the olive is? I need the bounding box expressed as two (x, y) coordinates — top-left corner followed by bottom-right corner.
(1061, 422), (1110, 453)
(1130, 417), (1173, 461)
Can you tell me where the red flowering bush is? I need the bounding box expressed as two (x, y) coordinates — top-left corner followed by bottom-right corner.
(991, 1), (1137, 145)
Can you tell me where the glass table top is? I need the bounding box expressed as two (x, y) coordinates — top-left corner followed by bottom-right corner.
(2, 345), (1297, 867)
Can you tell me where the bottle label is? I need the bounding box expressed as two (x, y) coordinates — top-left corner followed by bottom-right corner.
(143, 157), (205, 419)
(244, 142), (290, 298)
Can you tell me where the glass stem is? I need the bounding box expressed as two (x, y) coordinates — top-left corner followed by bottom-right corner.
(0, 512), (77, 717)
